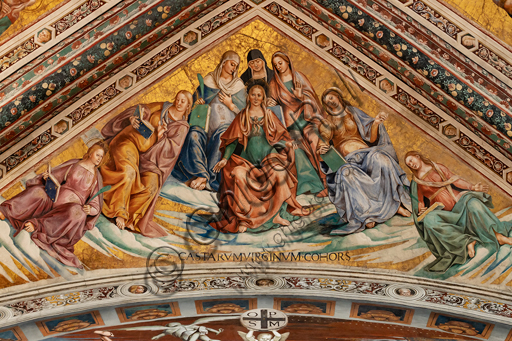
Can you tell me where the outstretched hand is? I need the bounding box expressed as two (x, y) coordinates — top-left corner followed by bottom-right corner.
(213, 159), (228, 173)
(472, 182), (489, 193)
(267, 98), (277, 107)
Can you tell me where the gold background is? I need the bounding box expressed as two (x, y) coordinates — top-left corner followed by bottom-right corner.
(1, 20), (511, 287)
(0, 0), (68, 42)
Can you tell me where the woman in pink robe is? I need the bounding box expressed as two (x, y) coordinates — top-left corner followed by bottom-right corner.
(268, 51), (327, 197)
(0, 142), (106, 269)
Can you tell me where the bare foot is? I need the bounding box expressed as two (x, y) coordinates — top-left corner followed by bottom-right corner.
(0, 211), (4, 220)
(190, 177), (207, 190)
(290, 207), (313, 216)
(397, 206), (411, 217)
(496, 232), (512, 246)
(126, 223), (135, 232)
(238, 223), (249, 233)
(272, 214), (290, 226)
(24, 222), (35, 233)
(116, 217), (126, 230)
(467, 240), (477, 258)
(366, 222), (376, 229)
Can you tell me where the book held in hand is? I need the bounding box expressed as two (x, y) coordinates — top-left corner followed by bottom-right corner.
(189, 104), (211, 134)
(133, 104), (154, 139)
(44, 163), (61, 203)
(417, 202), (445, 222)
(189, 73), (211, 133)
(321, 146), (346, 172)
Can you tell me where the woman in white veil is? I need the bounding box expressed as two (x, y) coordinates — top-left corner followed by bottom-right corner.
(172, 51), (247, 191)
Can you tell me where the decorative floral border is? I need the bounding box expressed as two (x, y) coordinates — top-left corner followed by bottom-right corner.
(265, 2), (317, 39)
(0, 0), (109, 77)
(197, 1), (253, 38)
(2, 275), (512, 327)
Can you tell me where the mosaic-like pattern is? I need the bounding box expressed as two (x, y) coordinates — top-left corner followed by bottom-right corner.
(329, 41), (381, 84)
(455, 132), (508, 176)
(0, 129), (55, 173)
(264, 2), (317, 39)
(0, 39), (39, 74)
(197, 1), (252, 38)
(132, 40), (186, 80)
(408, 0), (461, 39)
(51, 0), (106, 35)
(393, 87), (444, 128)
(8, 287), (118, 317)
(474, 44), (512, 79)
(68, 83), (120, 124)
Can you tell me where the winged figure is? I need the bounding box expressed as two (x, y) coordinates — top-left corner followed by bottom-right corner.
(238, 330), (289, 341)
(116, 316), (238, 341)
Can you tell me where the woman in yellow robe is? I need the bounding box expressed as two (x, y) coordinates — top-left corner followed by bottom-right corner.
(100, 92), (192, 233)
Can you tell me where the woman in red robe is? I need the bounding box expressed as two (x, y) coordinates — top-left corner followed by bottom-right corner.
(211, 80), (311, 233)
(0, 142), (107, 269)
(268, 51), (327, 197)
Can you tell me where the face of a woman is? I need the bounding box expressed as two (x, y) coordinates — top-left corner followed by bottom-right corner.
(222, 60), (238, 75)
(248, 58), (264, 72)
(325, 93), (341, 110)
(175, 93), (189, 113)
(91, 149), (104, 166)
(249, 87), (264, 107)
(405, 155), (421, 170)
(273, 56), (289, 74)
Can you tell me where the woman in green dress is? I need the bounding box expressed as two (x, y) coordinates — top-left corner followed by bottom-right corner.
(405, 151), (512, 272)
(212, 80), (311, 233)
(268, 51), (327, 197)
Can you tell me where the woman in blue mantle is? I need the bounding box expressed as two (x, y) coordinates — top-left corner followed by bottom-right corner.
(172, 51), (247, 191)
(318, 87), (411, 235)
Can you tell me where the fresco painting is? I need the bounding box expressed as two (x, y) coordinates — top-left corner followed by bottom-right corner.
(0, 327), (27, 341)
(0, 20), (510, 291)
(426, 313), (494, 339)
(274, 298), (335, 315)
(36, 311), (104, 336)
(41, 314), (484, 341)
(195, 298), (256, 314)
(1, 0), (512, 339)
(116, 302), (180, 322)
(350, 303), (414, 324)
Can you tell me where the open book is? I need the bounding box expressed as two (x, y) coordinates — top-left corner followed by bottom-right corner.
(133, 104), (155, 139)
(45, 163), (61, 203)
(417, 202), (445, 222)
(321, 146), (346, 172)
(189, 74), (211, 133)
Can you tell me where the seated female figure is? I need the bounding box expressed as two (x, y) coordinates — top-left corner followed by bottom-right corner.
(318, 88), (411, 235)
(268, 51), (326, 197)
(405, 151), (512, 272)
(0, 142), (106, 268)
(211, 81), (311, 233)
